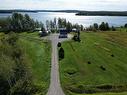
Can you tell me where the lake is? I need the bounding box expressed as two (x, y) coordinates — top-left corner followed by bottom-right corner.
(0, 12), (127, 27)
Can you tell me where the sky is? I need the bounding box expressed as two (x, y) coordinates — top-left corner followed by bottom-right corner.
(0, 0), (127, 11)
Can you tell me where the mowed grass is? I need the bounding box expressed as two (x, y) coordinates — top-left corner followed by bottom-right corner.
(59, 32), (127, 95)
(0, 32), (4, 39)
(19, 32), (51, 95)
(71, 92), (127, 95)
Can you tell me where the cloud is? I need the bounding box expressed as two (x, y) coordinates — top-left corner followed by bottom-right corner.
(0, 0), (127, 11)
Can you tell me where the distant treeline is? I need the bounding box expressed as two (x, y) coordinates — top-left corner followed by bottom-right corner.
(1, 12), (127, 33)
(0, 10), (80, 13)
(0, 13), (44, 32)
(45, 18), (84, 33)
(0, 10), (37, 13)
(86, 22), (113, 31)
(1, 10), (127, 16)
(0, 13), (84, 33)
(86, 22), (127, 32)
(76, 11), (127, 16)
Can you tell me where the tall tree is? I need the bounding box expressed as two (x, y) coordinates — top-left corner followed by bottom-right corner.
(93, 23), (98, 30)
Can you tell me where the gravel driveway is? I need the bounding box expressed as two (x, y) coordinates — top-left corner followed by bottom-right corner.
(47, 34), (72, 95)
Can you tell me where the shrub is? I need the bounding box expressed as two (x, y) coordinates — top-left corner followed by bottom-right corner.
(59, 47), (64, 60)
(57, 42), (61, 47)
(111, 26), (116, 31)
(111, 54), (115, 57)
(0, 32), (35, 94)
(87, 61), (91, 64)
(124, 23), (127, 28)
(73, 34), (81, 42)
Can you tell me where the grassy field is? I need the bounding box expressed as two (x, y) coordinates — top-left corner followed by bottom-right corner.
(71, 92), (127, 95)
(0, 32), (4, 38)
(19, 32), (51, 95)
(59, 31), (127, 95)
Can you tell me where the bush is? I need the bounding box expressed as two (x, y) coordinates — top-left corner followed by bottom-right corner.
(111, 26), (116, 31)
(124, 23), (127, 28)
(59, 47), (64, 60)
(73, 34), (81, 42)
(9, 80), (33, 95)
(111, 54), (115, 57)
(87, 61), (91, 64)
(0, 32), (35, 94)
(57, 42), (61, 47)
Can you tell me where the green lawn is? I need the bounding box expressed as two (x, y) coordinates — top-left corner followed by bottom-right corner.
(0, 32), (4, 39)
(19, 32), (51, 95)
(59, 32), (127, 95)
(71, 92), (127, 95)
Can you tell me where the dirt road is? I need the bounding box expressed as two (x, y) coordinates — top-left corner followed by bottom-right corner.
(47, 34), (66, 95)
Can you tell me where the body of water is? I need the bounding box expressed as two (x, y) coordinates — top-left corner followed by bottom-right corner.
(0, 12), (127, 27)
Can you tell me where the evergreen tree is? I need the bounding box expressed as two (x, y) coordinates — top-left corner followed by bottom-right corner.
(93, 23), (98, 30)
(124, 23), (127, 28)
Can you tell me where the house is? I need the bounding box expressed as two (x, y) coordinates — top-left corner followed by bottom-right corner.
(59, 28), (68, 38)
(35, 28), (41, 31)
